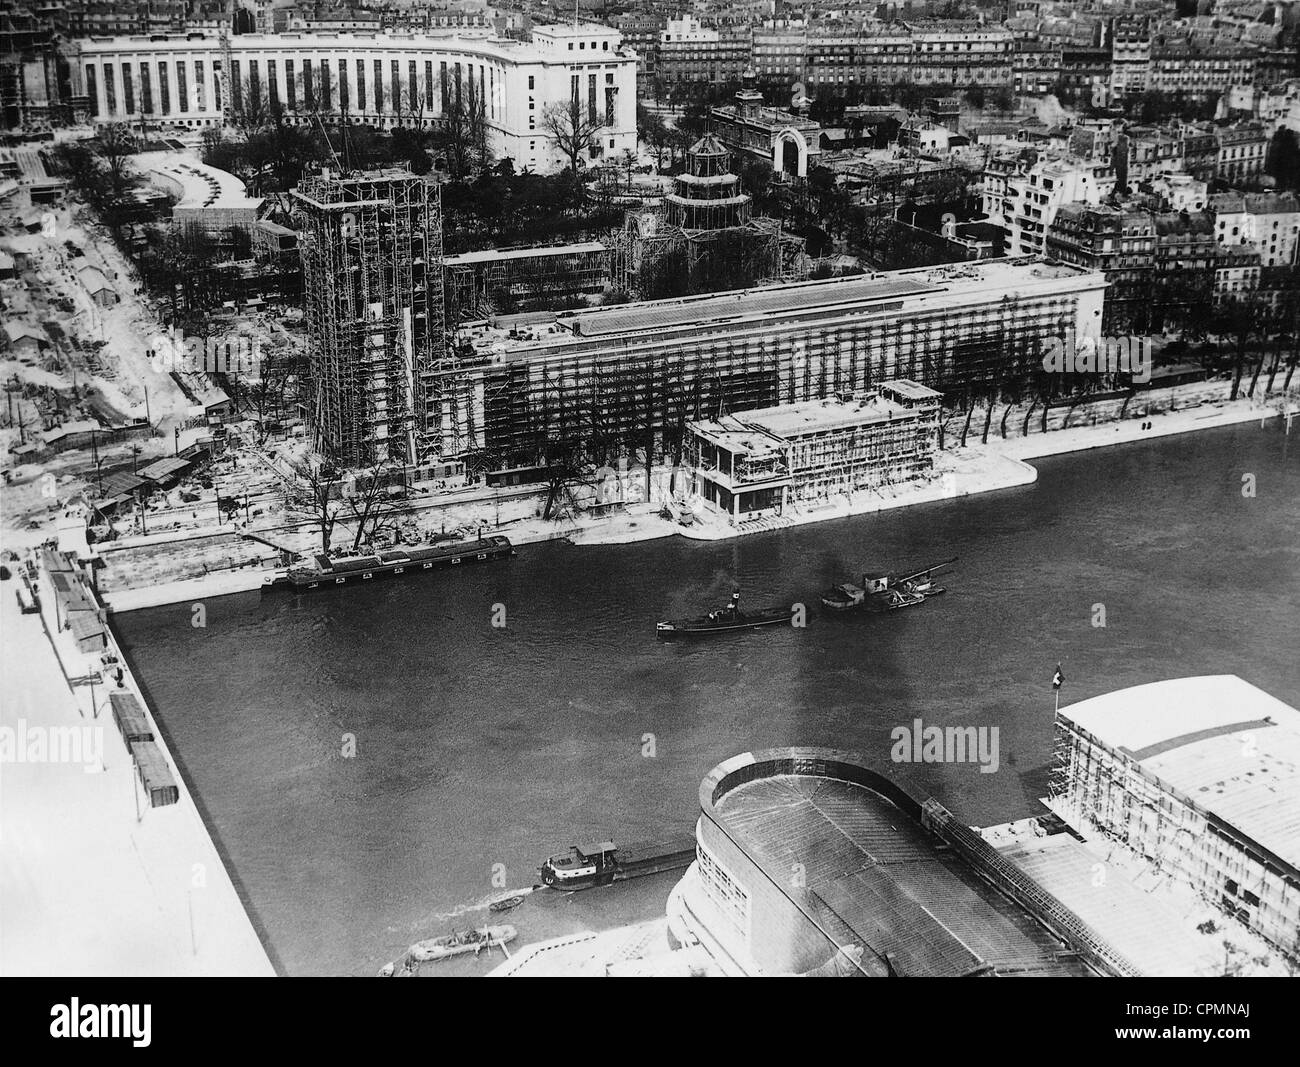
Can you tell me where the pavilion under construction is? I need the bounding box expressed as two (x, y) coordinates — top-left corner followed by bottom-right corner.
(617, 135), (805, 301)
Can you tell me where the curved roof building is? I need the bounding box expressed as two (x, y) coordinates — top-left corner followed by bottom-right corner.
(669, 747), (1104, 976)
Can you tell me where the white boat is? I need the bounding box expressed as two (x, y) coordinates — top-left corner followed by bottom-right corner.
(378, 924), (518, 974)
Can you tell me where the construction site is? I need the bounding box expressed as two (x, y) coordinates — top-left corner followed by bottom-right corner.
(445, 258), (1106, 477)
(612, 135), (806, 302)
(291, 168), (449, 469)
(1046, 676), (1300, 967)
(443, 242), (612, 322)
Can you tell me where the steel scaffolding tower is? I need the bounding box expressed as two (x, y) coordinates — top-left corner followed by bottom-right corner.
(292, 169), (448, 468)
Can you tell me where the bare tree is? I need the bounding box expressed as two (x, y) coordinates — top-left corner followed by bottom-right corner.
(236, 75), (270, 130)
(286, 456), (343, 554)
(389, 78), (407, 128)
(541, 97), (605, 176)
(98, 122), (138, 196)
(410, 75), (427, 129)
(238, 356), (293, 442)
(464, 73), (488, 169)
(341, 466), (409, 551)
(436, 81), (486, 180)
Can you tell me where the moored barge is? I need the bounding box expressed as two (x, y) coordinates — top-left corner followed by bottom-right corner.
(269, 535), (515, 591)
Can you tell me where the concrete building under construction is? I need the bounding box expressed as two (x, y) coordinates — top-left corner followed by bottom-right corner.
(687, 380), (942, 525)
(293, 168), (448, 468)
(1049, 676), (1300, 963)
(448, 258), (1105, 475)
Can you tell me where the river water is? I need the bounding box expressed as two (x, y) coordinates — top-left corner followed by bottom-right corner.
(115, 423), (1300, 975)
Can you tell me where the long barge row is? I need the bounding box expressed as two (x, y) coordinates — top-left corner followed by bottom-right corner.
(266, 535), (515, 590)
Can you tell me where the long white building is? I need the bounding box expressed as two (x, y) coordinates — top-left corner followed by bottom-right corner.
(69, 23), (637, 174)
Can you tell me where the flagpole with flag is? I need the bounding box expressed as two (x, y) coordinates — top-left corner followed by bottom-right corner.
(1052, 662), (1065, 715)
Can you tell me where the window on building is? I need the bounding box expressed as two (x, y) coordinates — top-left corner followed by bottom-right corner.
(158, 61), (170, 115)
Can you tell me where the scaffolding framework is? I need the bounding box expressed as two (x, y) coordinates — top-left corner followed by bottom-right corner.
(444, 242), (611, 322)
(293, 169), (448, 468)
(620, 134), (808, 302)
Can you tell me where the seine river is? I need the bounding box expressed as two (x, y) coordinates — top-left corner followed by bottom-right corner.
(115, 423), (1300, 975)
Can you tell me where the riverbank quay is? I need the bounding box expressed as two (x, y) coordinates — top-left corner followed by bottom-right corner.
(672, 384), (1297, 541)
(0, 551), (274, 976)
(97, 379), (1300, 609)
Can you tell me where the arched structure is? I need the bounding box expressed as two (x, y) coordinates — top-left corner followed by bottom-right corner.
(771, 126), (809, 178)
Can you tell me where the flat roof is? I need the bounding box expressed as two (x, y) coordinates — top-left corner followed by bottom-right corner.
(469, 259), (1104, 358)
(559, 276), (936, 338)
(882, 378), (942, 401)
(741, 392), (922, 439)
(528, 258), (1098, 342)
(444, 241), (606, 266)
(999, 834), (1218, 977)
(690, 416), (784, 457)
(1061, 676), (1300, 873)
(78, 28), (627, 67)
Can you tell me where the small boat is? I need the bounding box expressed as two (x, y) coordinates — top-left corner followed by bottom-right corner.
(657, 589), (795, 637)
(489, 895), (525, 913)
(820, 558), (955, 613)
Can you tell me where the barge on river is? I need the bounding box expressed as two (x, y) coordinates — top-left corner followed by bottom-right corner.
(538, 837), (697, 891)
(266, 535), (515, 591)
(820, 557), (955, 613)
(657, 589), (795, 638)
